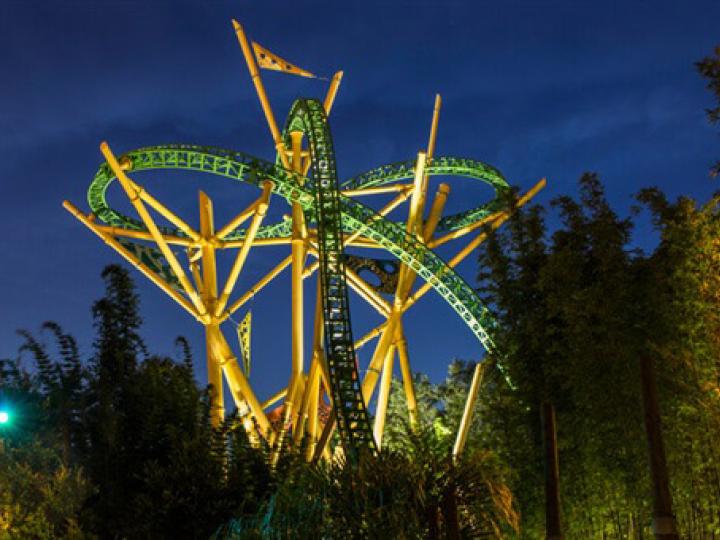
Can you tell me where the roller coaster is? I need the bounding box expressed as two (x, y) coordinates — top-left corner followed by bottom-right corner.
(63, 20), (545, 462)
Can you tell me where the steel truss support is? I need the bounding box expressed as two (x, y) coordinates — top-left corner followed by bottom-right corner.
(64, 24), (548, 463)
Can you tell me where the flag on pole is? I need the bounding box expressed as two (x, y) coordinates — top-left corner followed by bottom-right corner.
(237, 310), (252, 377)
(252, 41), (316, 78)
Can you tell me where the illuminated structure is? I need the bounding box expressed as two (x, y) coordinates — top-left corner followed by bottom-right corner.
(63, 21), (545, 461)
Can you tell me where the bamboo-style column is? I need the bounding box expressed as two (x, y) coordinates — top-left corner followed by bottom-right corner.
(214, 181), (273, 317)
(199, 191), (224, 427)
(100, 142), (209, 321)
(453, 363), (485, 457)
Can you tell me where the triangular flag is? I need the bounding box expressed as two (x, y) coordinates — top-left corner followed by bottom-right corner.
(252, 41), (316, 78)
(237, 310), (252, 377)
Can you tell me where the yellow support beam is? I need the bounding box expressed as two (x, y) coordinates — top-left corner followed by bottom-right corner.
(342, 183), (412, 198)
(209, 325), (271, 436)
(232, 20), (291, 171)
(261, 388), (288, 410)
(215, 197), (264, 240)
(127, 177), (201, 242)
(100, 142), (208, 321)
(221, 254), (293, 321)
(373, 344), (396, 449)
(395, 323), (417, 427)
(426, 94), (441, 164)
(323, 71), (344, 115)
(215, 181), (273, 316)
(93, 225), (193, 247)
(353, 179), (546, 355)
(222, 236), (292, 248)
(62, 201), (201, 322)
(406, 152), (427, 239)
(198, 191), (224, 426)
(453, 362), (485, 458)
(287, 130), (307, 440)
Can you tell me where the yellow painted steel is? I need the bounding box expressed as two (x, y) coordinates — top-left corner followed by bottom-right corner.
(323, 71), (344, 115)
(100, 142), (209, 321)
(67, 27), (547, 461)
(62, 201), (201, 322)
(199, 191), (225, 426)
(429, 211), (505, 247)
(93, 225), (193, 246)
(395, 325), (417, 426)
(372, 343), (396, 448)
(222, 236), (292, 248)
(128, 177), (201, 242)
(209, 325), (271, 435)
(287, 131), (307, 431)
(222, 254), (293, 321)
(232, 20), (291, 170)
(453, 362), (485, 457)
(353, 179), (546, 355)
(216, 199), (262, 240)
(261, 388), (288, 410)
(215, 181), (273, 316)
(341, 183), (412, 197)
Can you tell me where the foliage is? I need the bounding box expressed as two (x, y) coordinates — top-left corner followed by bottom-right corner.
(1, 265), (273, 539)
(697, 45), (720, 176)
(470, 173), (720, 538)
(217, 423), (518, 539)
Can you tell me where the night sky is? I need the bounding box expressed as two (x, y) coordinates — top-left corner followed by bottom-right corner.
(1, 1), (718, 402)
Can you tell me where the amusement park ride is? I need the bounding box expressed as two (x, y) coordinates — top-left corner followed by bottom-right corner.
(62, 20), (545, 463)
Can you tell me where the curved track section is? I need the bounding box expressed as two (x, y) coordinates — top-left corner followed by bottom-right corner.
(86, 102), (507, 452)
(283, 99), (375, 452)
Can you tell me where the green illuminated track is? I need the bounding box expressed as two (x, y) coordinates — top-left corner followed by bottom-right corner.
(86, 98), (511, 453)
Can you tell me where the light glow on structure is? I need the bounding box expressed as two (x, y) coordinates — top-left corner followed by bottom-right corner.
(0, 411), (9, 425)
(61, 19), (546, 463)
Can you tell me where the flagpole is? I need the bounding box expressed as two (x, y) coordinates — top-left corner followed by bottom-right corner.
(232, 20), (291, 170)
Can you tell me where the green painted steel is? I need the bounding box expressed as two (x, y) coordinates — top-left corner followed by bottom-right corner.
(283, 99), (376, 452)
(83, 100), (511, 452)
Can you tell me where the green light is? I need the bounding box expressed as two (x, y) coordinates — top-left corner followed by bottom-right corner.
(0, 411), (9, 424)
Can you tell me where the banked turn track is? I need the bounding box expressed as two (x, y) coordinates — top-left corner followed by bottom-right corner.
(86, 98), (511, 454)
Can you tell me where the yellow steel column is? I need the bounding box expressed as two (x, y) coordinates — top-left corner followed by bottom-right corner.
(199, 191), (225, 427)
(302, 281), (325, 458)
(395, 323), (417, 427)
(271, 130), (306, 466)
(232, 20), (291, 170)
(62, 202), (202, 322)
(214, 181), (273, 317)
(289, 130), (306, 423)
(100, 142), (208, 321)
(373, 344), (396, 448)
(453, 362), (485, 458)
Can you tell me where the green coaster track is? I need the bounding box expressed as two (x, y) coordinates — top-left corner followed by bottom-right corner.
(85, 98), (511, 454)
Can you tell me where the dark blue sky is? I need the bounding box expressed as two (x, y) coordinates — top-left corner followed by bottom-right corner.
(1, 1), (718, 400)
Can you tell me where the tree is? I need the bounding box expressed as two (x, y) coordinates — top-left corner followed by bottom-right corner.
(697, 45), (720, 176)
(6, 265), (274, 538)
